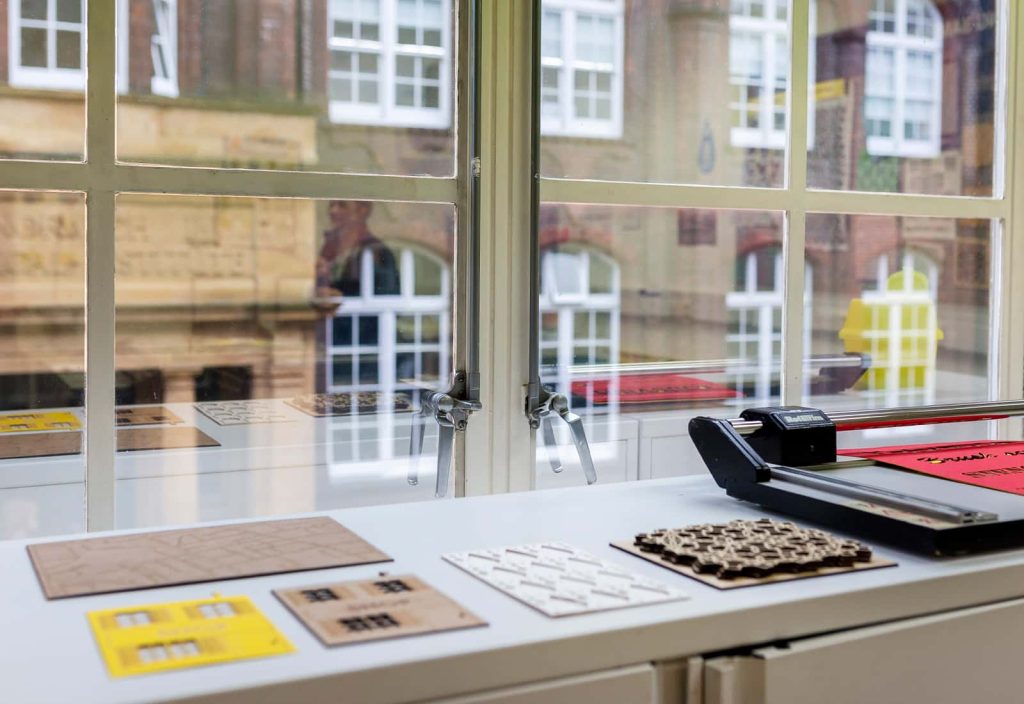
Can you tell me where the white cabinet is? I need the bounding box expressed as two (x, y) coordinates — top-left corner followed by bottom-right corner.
(697, 597), (1024, 704)
(431, 664), (657, 704)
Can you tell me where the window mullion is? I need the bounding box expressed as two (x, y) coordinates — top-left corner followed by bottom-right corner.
(84, 0), (118, 531)
(780, 0), (810, 405)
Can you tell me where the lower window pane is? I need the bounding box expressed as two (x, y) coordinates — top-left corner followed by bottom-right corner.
(806, 214), (992, 448)
(536, 203), (783, 489)
(0, 191), (86, 539)
(114, 195), (453, 529)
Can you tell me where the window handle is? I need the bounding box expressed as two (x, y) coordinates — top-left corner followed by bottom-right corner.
(530, 391), (597, 485)
(409, 384), (481, 498)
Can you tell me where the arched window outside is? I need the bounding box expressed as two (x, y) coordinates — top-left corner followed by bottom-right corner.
(865, 0), (943, 158)
(859, 250), (941, 408)
(726, 246), (812, 402)
(539, 246), (620, 414)
(325, 245), (450, 402)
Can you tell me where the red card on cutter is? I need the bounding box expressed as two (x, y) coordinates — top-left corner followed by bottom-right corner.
(843, 441), (1024, 496)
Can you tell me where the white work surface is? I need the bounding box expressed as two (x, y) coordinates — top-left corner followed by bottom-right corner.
(5, 475), (1024, 704)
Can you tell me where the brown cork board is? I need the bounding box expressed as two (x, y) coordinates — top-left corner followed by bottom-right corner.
(115, 406), (185, 427)
(27, 516), (392, 599)
(116, 426), (219, 452)
(0, 432), (83, 460)
(611, 540), (896, 590)
(274, 574), (485, 646)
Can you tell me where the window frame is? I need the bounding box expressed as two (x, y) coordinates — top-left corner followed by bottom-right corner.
(865, 0), (944, 158)
(538, 0), (624, 140)
(327, 0), (453, 130)
(10, 0), (179, 97)
(8, 0), (88, 90)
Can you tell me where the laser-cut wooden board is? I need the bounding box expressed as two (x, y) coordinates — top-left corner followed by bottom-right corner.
(28, 516), (392, 599)
(611, 539), (896, 589)
(0, 411), (81, 433)
(0, 431), (82, 460)
(442, 542), (687, 617)
(274, 574), (485, 646)
(116, 426), (219, 452)
(286, 392), (414, 417)
(194, 400), (294, 426)
(88, 595), (294, 678)
(115, 406), (184, 427)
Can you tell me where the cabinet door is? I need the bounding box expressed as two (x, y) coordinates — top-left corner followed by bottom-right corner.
(701, 597), (1024, 704)
(430, 664), (656, 704)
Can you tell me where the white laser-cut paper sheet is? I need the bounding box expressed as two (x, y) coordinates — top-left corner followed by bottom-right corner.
(443, 542), (688, 617)
(195, 400), (294, 426)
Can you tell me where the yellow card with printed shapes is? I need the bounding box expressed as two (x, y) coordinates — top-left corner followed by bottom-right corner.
(88, 595), (294, 678)
(0, 411), (81, 433)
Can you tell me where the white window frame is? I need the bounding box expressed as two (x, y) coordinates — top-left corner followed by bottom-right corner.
(538, 247), (620, 413)
(10, 0), (178, 96)
(8, 0), (87, 90)
(865, 0), (943, 158)
(539, 0), (624, 139)
(327, 0), (453, 129)
(729, 0), (816, 150)
(324, 246), (451, 398)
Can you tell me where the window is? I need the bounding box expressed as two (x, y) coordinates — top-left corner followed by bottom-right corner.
(865, 0), (942, 157)
(325, 246), (450, 407)
(8, 0), (86, 89)
(729, 0), (788, 149)
(9, 0), (178, 96)
(729, 0), (816, 150)
(328, 0), (452, 128)
(539, 246), (620, 414)
(540, 0), (623, 139)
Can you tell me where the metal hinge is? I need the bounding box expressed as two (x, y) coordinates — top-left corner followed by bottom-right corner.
(408, 371), (481, 498)
(527, 384), (597, 485)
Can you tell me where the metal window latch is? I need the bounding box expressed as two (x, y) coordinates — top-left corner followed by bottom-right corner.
(528, 388), (597, 485)
(408, 372), (481, 498)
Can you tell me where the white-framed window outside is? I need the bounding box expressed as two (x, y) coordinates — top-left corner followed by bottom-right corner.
(539, 0), (624, 139)
(729, 0), (816, 150)
(865, 0), (943, 158)
(327, 0), (452, 129)
(325, 246), (451, 405)
(10, 0), (178, 97)
(726, 246), (812, 403)
(539, 246), (620, 415)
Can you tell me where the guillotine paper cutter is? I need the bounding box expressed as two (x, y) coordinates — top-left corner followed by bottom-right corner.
(689, 400), (1024, 556)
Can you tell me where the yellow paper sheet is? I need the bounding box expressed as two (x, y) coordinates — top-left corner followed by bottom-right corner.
(88, 595), (294, 677)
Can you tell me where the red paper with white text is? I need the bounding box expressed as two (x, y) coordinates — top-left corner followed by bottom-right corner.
(844, 441), (1024, 496)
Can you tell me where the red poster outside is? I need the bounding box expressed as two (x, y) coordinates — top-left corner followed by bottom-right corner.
(844, 441), (1024, 496)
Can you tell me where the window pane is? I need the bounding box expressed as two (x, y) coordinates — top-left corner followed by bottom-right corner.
(0, 191), (86, 539)
(536, 204), (783, 488)
(806, 215), (990, 415)
(116, 0), (455, 176)
(810, 1), (996, 196)
(56, 30), (81, 69)
(114, 196), (454, 529)
(20, 28), (48, 67)
(541, 1), (789, 187)
(56, 0), (82, 23)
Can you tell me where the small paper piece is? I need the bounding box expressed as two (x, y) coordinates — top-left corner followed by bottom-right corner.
(0, 431), (82, 460)
(612, 519), (895, 590)
(286, 392), (414, 417)
(443, 542), (687, 617)
(0, 411), (81, 434)
(88, 595), (293, 678)
(274, 574), (485, 646)
(844, 440), (1024, 497)
(195, 400), (294, 426)
(28, 516), (392, 599)
(116, 426), (220, 452)
(115, 406), (184, 427)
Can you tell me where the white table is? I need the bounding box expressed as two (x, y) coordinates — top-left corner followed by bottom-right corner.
(5, 475), (1024, 703)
